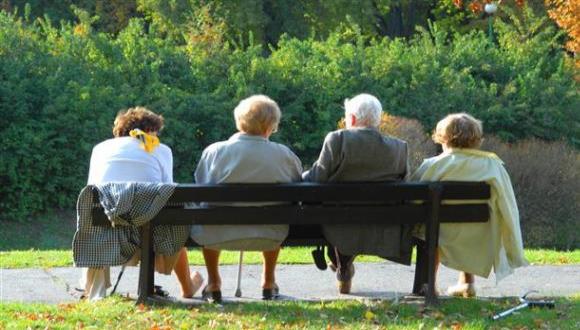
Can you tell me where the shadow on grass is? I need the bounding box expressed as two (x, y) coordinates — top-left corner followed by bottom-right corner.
(133, 295), (577, 329)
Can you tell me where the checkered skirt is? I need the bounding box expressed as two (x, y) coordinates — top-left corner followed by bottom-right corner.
(72, 182), (190, 267)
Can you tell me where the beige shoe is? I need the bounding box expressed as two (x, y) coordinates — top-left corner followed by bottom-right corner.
(183, 271), (204, 298)
(447, 283), (476, 298)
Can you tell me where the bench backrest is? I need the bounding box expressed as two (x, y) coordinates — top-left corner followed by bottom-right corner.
(91, 181), (490, 226)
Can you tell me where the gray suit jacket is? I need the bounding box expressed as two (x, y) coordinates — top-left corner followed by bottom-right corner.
(303, 128), (412, 264)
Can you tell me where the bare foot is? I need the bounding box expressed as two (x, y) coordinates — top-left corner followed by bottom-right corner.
(182, 271), (204, 298)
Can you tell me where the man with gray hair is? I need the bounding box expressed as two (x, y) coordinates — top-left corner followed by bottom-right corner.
(303, 93), (411, 294)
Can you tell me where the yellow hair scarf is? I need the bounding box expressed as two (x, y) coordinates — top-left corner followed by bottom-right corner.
(129, 129), (160, 153)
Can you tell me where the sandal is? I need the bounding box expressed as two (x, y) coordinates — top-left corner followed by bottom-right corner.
(262, 284), (280, 300)
(182, 271), (204, 298)
(201, 285), (222, 303)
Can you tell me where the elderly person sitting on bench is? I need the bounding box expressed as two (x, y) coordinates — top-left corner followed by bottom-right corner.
(80, 107), (203, 300)
(191, 95), (302, 302)
(303, 93), (412, 294)
(412, 113), (528, 297)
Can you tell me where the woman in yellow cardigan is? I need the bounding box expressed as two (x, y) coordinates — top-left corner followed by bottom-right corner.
(412, 113), (528, 297)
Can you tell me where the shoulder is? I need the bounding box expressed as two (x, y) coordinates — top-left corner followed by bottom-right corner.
(268, 141), (300, 159)
(92, 137), (118, 150)
(203, 140), (229, 154)
(157, 143), (172, 154)
(199, 140), (230, 162)
(91, 137), (129, 156)
(154, 143), (173, 161)
(384, 135), (407, 146)
(323, 129), (345, 144)
(381, 135), (408, 152)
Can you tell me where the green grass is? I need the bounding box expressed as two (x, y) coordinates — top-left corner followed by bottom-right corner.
(1, 295), (578, 329)
(1, 248), (578, 269)
(1, 212), (578, 269)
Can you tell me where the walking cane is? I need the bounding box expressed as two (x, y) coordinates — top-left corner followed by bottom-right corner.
(110, 265), (126, 295)
(492, 291), (555, 321)
(234, 251), (244, 297)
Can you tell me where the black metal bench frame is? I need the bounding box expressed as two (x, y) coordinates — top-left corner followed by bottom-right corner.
(91, 181), (490, 305)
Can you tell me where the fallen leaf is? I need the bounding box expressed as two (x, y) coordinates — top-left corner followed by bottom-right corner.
(364, 310), (376, 320)
(451, 321), (463, 330)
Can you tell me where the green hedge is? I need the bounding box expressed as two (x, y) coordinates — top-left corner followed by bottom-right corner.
(0, 12), (578, 248)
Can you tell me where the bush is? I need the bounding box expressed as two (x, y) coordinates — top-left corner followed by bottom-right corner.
(0, 8), (577, 249)
(482, 137), (579, 250)
(378, 114), (437, 171)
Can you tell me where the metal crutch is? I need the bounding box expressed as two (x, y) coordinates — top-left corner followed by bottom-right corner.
(492, 290), (555, 321)
(234, 251), (244, 297)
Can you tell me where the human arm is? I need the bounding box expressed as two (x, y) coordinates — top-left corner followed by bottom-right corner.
(302, 132), (341, 182)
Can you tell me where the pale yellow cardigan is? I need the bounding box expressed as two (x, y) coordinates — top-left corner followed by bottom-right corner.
(412, 148), (528, 281)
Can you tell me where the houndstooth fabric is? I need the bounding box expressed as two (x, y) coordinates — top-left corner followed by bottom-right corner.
(72, 182), (190, 267)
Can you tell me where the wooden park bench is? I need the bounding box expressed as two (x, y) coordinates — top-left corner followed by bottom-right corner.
(91, 181), (490, 305)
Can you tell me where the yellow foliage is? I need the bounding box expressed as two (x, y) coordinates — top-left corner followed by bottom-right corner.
(545, 0), (580, 53)
(73, 24), (88, 37)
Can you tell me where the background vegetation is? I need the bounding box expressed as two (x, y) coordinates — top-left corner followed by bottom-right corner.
(0, 1), (577, 249)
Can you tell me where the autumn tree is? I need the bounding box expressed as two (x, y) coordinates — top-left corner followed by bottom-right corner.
(545, 0), (579, 53)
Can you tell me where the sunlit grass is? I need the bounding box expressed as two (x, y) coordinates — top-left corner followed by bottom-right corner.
(1, 295), (578, 329)
(1, 248), (578, 269)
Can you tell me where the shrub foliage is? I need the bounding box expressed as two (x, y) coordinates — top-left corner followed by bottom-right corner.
(0, 11), (577, 248)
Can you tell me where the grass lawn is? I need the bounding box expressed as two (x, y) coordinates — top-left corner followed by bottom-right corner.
(1, 248), (579, 269)
(1, 295), (578, 329)
(1, 211), (578, 268)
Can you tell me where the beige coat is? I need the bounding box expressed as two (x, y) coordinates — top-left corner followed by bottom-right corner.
(412, 148), (528, 281)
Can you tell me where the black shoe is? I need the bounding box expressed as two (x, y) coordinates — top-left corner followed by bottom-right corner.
(336, 263), (355, 294)
(311, 246), (327, 270)
(262, 285), (280, 300)
(201, 286), (222, 303)
(154, 285), (170, 298)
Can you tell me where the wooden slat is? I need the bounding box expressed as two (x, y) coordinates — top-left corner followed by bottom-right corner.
(440, 204), (489, 222)
(166, 182), (432, 202)
(149, 205), (426, 225)
(92, 203), (488, 227)
(91, 182), (490, 203)
(439, 181), (491, 199)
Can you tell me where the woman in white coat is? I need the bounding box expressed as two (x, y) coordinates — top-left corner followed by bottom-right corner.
(412, 113), (528, 297)
(82, 107), (203, 300)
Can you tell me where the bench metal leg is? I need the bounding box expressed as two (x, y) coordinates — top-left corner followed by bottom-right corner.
(425, 184), (442, 305)
(412, 239), (427, 295)
(137, 222), (154, 304)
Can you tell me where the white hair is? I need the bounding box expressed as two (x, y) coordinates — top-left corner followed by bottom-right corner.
(344, 93), (382, 128)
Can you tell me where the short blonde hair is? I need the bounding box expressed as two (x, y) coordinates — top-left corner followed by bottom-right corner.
(432, 113), (483, 149)
(234, 95), (281, 135)
(112, 106), (164, 137)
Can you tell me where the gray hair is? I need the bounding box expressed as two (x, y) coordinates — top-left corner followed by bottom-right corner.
(344, 93), (382, 128)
